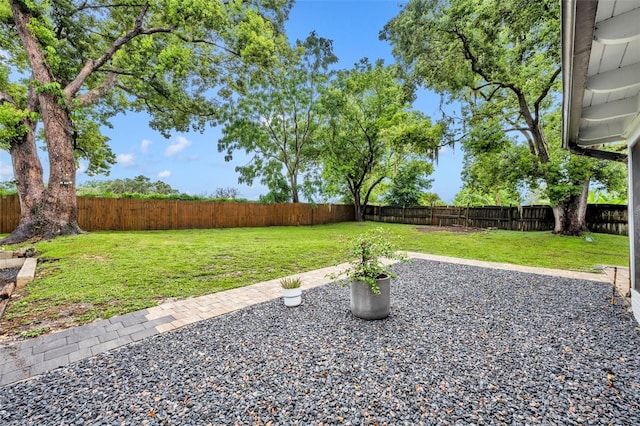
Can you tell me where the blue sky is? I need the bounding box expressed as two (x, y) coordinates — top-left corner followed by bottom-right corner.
(0, 0), (463, 203)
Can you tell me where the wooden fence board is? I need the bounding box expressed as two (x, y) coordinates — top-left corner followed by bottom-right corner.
(585, 204), (628, 236)
(365, 204), (626, 235)
(0, 195), (19, 234)
(0, 195), (355, 234)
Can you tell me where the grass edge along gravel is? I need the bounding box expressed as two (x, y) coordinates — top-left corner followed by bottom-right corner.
(0, 222), (630, 340)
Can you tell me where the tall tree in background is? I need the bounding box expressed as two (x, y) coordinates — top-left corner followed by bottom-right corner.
(218, 32), (336, 203)
(383, 160), (434, 207)
(383, 0), (625, 235)
(456, 111), (626, 210)
(0, 0), (290, 244)
(77, 175), (179, 196)
(318, 59), (442, 220)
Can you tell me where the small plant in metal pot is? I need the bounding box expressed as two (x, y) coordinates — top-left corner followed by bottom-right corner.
(280, 277), (302, 307)
(329, 227), (407, 320)
(330, 227), (407, 292)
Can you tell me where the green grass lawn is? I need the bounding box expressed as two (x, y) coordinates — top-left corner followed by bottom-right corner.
(0, 222), (630, 337)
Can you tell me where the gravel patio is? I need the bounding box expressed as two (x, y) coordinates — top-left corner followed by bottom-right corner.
(1, 259), (639, 425)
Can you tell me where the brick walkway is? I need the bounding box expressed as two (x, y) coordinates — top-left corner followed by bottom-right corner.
(0, 253), (625, 387)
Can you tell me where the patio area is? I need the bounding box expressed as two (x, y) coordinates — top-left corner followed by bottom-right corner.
(1, 257), (638, 424)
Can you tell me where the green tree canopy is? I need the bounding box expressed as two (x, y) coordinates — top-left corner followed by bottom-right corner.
(218, 32), (336, 203)
(0, 0), (290, 244)
(383, 160), (434, 207)
(458, 110), (627, 209)
(77, 175), (179, 196)
(318, 59), (443, 220)
(382, 0), (626, 235)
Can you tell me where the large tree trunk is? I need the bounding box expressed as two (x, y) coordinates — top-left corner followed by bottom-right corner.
(551, 180), (589, 236)
(2, 125), (46, 245)
(1, 117), (83, 245)
(352, 189), (364, 222)
(1, 1), (83, 245)
(38, 90), (83, 238)
(289, 173), (300, 203)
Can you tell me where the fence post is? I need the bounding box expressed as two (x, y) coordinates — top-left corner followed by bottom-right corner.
(508, 205), (513, 230)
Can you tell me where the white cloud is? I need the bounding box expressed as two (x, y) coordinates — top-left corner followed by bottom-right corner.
(157, 170), (171, 179)
(165, 136), (192, 157)
(140, 139), (152, 154)
(117, 153), (136, 167)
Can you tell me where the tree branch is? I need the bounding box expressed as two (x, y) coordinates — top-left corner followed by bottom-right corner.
(476, 84), (504, 102)
(449, 26), (552, 163)
(362, 175), (385, 211)
(451, 29), (524, 102)
(450, 29), (496, 88)
(64, 3), (173, 100)
(0, 90), (17, 106)
(533, 66), (561, 118)
(471, 82), (506, 98)
(173, 33), (240, 57)
(100, 67), (138, 77)
(10, 1), (56, 87)
(264, 115), (284, 149)
(503, 127), (532, 134)
(75, 72), (118, 107)
(504, 115), (535, 153)
(75, 2), (147, 12)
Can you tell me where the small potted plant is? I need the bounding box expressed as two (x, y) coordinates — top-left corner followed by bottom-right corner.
(330, 227), (407, 320)
(280, 277), (302, 307)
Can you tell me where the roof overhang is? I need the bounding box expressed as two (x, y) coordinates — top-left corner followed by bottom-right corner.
(562, 0), (640, 162)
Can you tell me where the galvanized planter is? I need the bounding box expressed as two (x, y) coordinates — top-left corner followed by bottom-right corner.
(350, 275), (390, 320)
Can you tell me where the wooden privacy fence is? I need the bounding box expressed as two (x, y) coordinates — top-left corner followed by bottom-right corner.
(585, 204), (629, 235)
(0, 195), (20, 236)
(0, 195), (354, 233)
(1, 195), (628, 235)
(365, 204), (629, 235)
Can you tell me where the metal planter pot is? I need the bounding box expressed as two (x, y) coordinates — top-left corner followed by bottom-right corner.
(350, 275), (390, 320)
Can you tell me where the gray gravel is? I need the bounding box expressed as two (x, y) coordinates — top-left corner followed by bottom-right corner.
(2, 259), (639, 425)
(0, 266), (19, 285)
